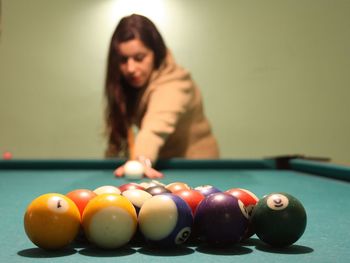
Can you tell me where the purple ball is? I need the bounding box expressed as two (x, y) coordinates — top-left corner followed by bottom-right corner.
(194, 192), (249, 245)
(194, 185), (221, 197)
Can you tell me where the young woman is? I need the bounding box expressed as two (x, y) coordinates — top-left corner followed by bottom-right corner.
(104, 14), (219, 178)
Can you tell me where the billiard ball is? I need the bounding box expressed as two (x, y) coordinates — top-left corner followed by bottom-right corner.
(66, 189), (98, 242)
(173, 189), (205, 215)
(121, 189), (152, 214)
(194, 192), (249, 245)
(251, 192), (307, 247)
(24, 193), (81, 250)
(225, 188), (259, 215)
(82, 193), (137, 249)
(166, 182), (191, 193)
(146, 185), (171, 195)
(118, 182), (145, 193)
(138, 194), (193, 247)
(124, 160), (144, 180)
(66, 189), (97, 218)
(2, 151), (12, 160)
(139, 180), (166, 189)
(93, 185), (121, 195)
(194, 185), (221, 197)
(225, 188), (259, 238)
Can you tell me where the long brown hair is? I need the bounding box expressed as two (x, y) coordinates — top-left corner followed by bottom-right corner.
(104, 14), (167, 156)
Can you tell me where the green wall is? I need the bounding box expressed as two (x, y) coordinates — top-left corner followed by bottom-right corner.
(1, 0), (349, 162)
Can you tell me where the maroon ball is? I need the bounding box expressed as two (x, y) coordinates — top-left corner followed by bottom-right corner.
(118, 182), (145, 193)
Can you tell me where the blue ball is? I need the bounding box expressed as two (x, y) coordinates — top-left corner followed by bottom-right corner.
(138, 193), (193, 247)
(194, 185), (221, 197)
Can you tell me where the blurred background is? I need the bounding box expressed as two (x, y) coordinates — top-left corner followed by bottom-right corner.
(0, 0), (349, 162)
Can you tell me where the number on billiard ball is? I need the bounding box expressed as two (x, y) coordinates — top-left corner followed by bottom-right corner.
(138, 194), (193, 247)
(251, 192), (307, 247)
(225, 188), (259, 239)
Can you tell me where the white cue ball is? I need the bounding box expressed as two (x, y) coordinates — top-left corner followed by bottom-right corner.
(124, 160), (145, 180)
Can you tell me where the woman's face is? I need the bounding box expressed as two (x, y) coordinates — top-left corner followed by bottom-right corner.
(117, 38), (155, 88)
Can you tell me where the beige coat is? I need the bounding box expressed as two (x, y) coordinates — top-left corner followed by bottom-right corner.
(132, 52), (219, 162)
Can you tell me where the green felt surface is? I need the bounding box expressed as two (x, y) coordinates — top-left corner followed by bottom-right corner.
(0, 159), (349, 263)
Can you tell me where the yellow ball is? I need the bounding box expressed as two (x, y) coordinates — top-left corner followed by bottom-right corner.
(82, 193), (137, 249)
(24, 193), (81, 250)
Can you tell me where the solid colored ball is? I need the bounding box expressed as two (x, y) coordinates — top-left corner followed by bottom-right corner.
(225, 188), (259, 215)
(174, 189), (205, 215)
(225, 188), (259, 238)
(2, 151), (12, 160)
(121, 189), (153, 214)
(194, 185), (221, 197)
(194, 192), (249, 245)
(82, 194), (137, 249)
(124, 160), (144, 180)
(24, 193), (81, 250)
(166, 182), (191, 193)
(66, 189), (97, 218)
(251, 192), (307, 247)
(146, 185), (171, 196)
(93, 185), (121, 195)
(118, 182), (145, 193)
(138, 194), (193, 247)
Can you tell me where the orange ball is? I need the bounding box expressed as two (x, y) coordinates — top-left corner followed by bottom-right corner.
(166, 182), (191, 193)
(66, 189), (97, 218)
(82, 194), (137, 249)
(24, 193), (81, 250)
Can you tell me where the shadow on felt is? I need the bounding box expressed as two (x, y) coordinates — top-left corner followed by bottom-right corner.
(18, 247), (77, 258)
(137, 245), (195, 256)
(79, 245), (137, 257)
(255, 243), (314, 254)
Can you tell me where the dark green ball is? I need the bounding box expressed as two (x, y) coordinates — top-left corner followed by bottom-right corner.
(251, 192), (307, 247)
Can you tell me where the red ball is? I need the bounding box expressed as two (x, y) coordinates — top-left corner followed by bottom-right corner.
(225, 188), (259, 239)
(174, 189), (205, 215)
(225, 188), (259, 215)
(66, 189), (97, 218)
(3, 151), (12, 160)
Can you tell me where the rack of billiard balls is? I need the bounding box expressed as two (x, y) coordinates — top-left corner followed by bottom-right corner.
(23, 181), (307, 250)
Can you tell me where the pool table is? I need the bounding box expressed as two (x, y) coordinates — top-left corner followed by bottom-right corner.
(0, 158), (349, 263)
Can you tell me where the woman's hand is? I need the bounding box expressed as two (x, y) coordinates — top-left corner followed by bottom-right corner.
(114, 158), (163, 179)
